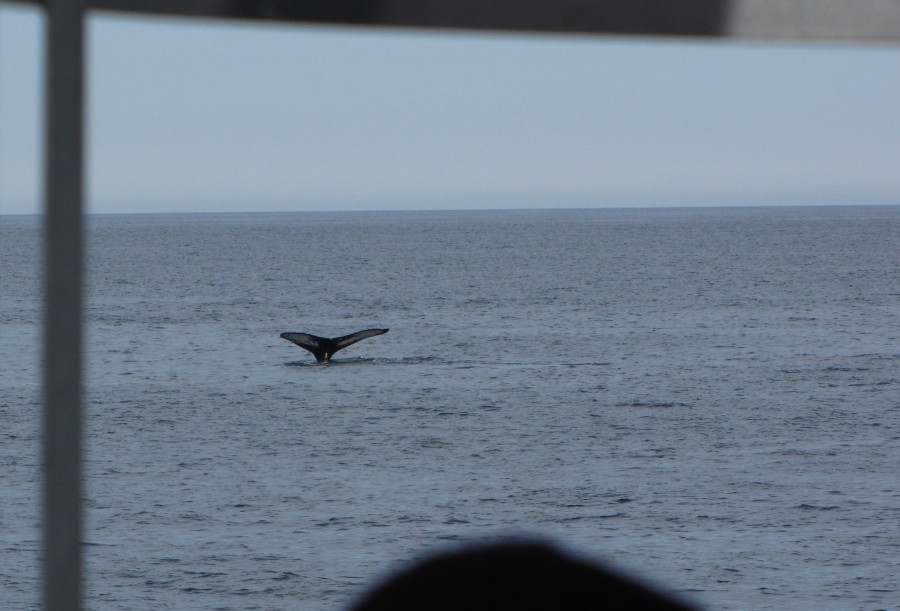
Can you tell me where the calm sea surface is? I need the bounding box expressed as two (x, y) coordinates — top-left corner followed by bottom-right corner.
(2, 206), (899, 610)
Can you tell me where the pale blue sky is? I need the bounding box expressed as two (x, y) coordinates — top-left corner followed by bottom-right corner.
(1, 3), (899, 214)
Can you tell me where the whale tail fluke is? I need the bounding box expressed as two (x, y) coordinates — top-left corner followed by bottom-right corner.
(280, 328), (389, 362)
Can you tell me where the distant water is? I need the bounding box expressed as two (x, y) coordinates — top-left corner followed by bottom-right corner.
(2, 206), (899, 610)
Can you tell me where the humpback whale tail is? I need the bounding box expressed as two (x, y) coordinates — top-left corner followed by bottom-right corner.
(280, 328), (389, 363)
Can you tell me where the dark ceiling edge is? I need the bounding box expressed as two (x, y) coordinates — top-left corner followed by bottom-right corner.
(3, 0), (727, 37)
(4, 0), (900, 42)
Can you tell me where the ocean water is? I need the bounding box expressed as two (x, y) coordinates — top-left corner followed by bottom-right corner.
(1, 205), (899, 610)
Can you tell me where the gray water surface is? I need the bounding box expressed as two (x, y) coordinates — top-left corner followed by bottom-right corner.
(2, 206), (898, 610)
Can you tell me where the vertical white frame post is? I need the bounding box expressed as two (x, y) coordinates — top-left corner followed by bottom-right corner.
(42, 1), (86, 610)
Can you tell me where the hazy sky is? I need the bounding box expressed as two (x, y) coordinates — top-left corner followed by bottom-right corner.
(1, 3), (899, 214)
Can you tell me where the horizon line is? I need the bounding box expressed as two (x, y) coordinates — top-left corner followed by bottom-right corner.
(2, 201), (898, 218)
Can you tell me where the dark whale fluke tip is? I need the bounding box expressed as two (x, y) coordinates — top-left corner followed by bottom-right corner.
(280, 328), (389, 363)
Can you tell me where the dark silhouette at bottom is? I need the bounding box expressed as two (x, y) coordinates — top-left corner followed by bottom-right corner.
(350, 541), (699, 610)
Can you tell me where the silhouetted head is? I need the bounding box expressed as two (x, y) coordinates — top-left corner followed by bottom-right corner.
(349, 540), (698, 611)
